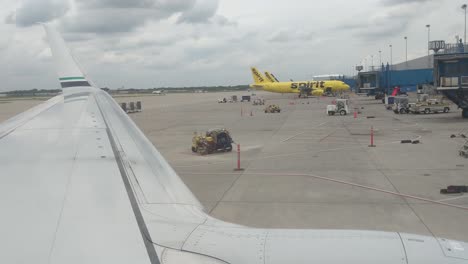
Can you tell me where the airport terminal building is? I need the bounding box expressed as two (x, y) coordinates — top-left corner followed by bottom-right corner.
(357, 55), (434, 95)
(357, 40), (468, 117)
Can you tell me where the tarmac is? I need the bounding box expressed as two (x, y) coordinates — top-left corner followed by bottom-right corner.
(1, 91), (467, 241)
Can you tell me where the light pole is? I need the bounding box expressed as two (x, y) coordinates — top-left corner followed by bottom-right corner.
(462, 4), (467, 45)
(404, 36), (408, 64)
(389, 45), (393, 92)
(426, 24), (430, 55)
(426, 24), (431, 67)
(379, 50), (382, 67)
(389, 44), (393, 68)
(371, 55), (374, 70)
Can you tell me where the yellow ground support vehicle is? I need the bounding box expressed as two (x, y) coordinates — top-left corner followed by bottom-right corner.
(264, 104), (281, 113)
(192, 129), (233, 155)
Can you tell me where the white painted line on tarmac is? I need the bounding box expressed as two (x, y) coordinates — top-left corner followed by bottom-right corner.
(436, 195), (468, 202)
(182, 171), (468, 211)
(281, 131), (307, 142)
(281, 121), (329, 142)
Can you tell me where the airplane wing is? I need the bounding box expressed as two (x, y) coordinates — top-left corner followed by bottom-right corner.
(1, 25), (467, 264)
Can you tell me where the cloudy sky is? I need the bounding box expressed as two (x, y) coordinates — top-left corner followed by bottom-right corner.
(0, 0), (466, 91)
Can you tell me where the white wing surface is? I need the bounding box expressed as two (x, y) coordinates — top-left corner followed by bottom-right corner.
(0, 25), (467, 264)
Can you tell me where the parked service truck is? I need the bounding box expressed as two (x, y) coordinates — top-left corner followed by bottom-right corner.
(408, 99), (450, 114)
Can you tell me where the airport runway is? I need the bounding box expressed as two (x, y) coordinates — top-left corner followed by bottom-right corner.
(1, 91), (467, 241)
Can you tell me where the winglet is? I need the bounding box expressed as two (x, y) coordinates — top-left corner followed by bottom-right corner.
(43, 24), (93, 90)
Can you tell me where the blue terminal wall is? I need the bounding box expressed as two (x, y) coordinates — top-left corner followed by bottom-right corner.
(379, 67), (433, 94)
(329, 76), (358, 91)
(342, 78), (358, 91)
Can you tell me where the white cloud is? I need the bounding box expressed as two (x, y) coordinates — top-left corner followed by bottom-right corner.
(0, 0), (464, 91)
(9, 0), (70, 27)
(177, 0), (218, 24)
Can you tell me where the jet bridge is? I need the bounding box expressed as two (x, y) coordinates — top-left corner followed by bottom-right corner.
(433, 42), (468, 118)
(357, 70), (381, 95)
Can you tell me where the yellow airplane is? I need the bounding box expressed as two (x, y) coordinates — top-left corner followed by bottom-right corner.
(250, 67), (350, 96)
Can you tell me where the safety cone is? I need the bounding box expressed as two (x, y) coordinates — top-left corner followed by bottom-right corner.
(234, 144), (244, 171)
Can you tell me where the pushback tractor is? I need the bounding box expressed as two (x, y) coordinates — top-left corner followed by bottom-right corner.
(192, 129), (233, 155)
(327, 99), (350, 116)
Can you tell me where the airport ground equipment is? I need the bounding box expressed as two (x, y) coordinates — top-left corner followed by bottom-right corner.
(384, 96), (395, 105)
(408, 99), (450, 114)
(191, 129), (233, 155)
(327, 99), (349, 116)
(241, 95), (251, 102)
(391, 86), (407, 96)
(264, 104), (281, 113)
(440, 185), (468, 194)
(417, 93), (430, 103)
(120, 101), (142, 113)
(253, 98), (265, 105)
(393, 97), (410, 114)
(218, 98), (227, 103)
(120, 102), (127, 113)
(339, 94), (350, 99)
(375, 92), (385, 100)
(136, 101), (142, 112)
(459, 141), (468, 158)
(128, 102), (136, 113)
(229, 95), (238, 103)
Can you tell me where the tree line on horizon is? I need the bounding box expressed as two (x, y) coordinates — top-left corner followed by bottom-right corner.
(2, 85), (250, 96)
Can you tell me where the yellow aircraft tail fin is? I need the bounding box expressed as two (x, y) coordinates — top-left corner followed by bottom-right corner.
(251, 67), (268, 83)
(270, 73), (280, 82)
(264, 72), (278, 82)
